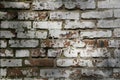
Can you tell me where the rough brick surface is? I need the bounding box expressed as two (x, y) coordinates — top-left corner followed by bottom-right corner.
(0, 0), (120, 79)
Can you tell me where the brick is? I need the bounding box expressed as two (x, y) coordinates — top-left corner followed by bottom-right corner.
(40, 69), (81, 78)
(9, 40), (39, 48)
(65, 20), (95, 29)
(64, 1), (76, 9)
(114, 49), (120, 57)
(16, 50), (30, 57)
(0, 11), (7, 19)
(0, 59), (22, 67)
(0, 2), (30, 9)
(41, 39), (85, 48)
(108, 40), (120, 47)
(30, 48), (46, 57)
(17, 30), (47, 39)
(50, 12), (80, 20)
(18, 12), (48, 20)
(1, 21), (31, 29)
(81, 10), (113, 18)
(23, 78), (50, 80)
(0, 30), (15, 38)
(97, 19), (120, 28)
(113, 68), (120, 78)
(113, 28), (120, 37)
(97, 39), (108, 47)
(98, 0), (120, 8)
(49, 30), (79, 38)
(81, 69), (112, 78)
(0, 49), (13, 57)
(0, 69), (6, 76)
(0, 40), (7, 48)
(80, 30), (112, 38)
(57, 59), (93, 67)
(33, 21), (62, 29)
(0, 79), (22, 80)
(24, 59), (54, 67)
(48, 49), (62, 57)
(76, 0), (95, 9)
(80, 47), (111, 57)
(7, 68), (39, 77)
(114, 9), (120, 17)
(94, 58), (120, 67)
(32, 0), (63, 10)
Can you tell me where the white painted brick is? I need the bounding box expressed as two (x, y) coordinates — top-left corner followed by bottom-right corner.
(80, 30), (112, 38)
(80, 47), (111, 57)
(0, 59), (22, 67)
(33, 21), (62, 29)
(81, 10), (113, 18)
(32, 0), (63, 10)
(48, 49), (62, 57)
(0, 49), (13, 57)
(114, 49), (120, 57)
(81, 69), (112, 78)
(40, 69), (79, 78)
(0, 11), (7, 19)
(0, 40), (7, 48)
(0, 69), (6, 76)
(76, 0), (95, 9)
(109, 40), (120, 47)
(114, 9), (120, 17)
(49, 30), (79, 38)
(9, 40), (39, 48)
(0, 2), (30, 9)
(98, 0), (120, 8)
(113, 28), (120, 37)
(65, 20), (95, 29)
(1, 21), (31, 29)
(0, 31), (15, 38)
(64, 2), (76, 9)
(57, 59), (93, 67)
(17, 30), (47, 39)
(41, 39), (85, 48)
(97, 19), (120, 28)
(16, 50), (30, 57)
(50, 12), (80, 20)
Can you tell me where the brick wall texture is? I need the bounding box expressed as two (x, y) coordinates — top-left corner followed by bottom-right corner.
(0, 0), (120, 80)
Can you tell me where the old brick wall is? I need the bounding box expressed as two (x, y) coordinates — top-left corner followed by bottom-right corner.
(0, 0), (120, 80)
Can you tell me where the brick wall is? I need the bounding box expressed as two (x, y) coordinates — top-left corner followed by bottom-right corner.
(0, 0), (120, 80)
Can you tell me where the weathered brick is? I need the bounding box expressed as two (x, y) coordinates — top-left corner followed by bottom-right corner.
(0, 59), (22, 67)
(7, 68), (39, 77)
(98, 0), (120, 8)
(97, 19), (120, 28)
(48, 49), (62, 57)
(50, 12), (80, 20)
(0, 40), (7, 48)
(81, 10), (113, 18)
(64, 1), (76, 9)
(114, 9), (120, 18)
(49, 30), (79, 38)
(108, 40), (120, 47)
(30, 48), (46, 57)
(80, 47), (110, 57)
(41, 39), (85, 48)
(81, 69), (112, 78)
(0, 49), (13, 57)
(24, 59), (54, 67)
(80, 30), (112, 38)
(1, 21), (31, 29)
(0, 30), (15, 38)
(0, 69), (6, 77)
(0, 2), (30, 9)
(23, 78), (51, 80)
(114, 49), (120, 57)
(97, 39), (108, 47)
(0, 79), (22, 80)
(40, 69), (81, 78)
(64, 20), (95, 29)
(32, 0), (63, 10)
(0, 11), (7, 19)
(57, 59), (93, 67)
(16, 50), (30, 57)
(113, 68), (120, 78)
(18, 12), (48, 20)
(33, 21), (62, 29)
(113, 28), (120, 37)
(9, 40), (39, 48)
(17, 30), (47, 39)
